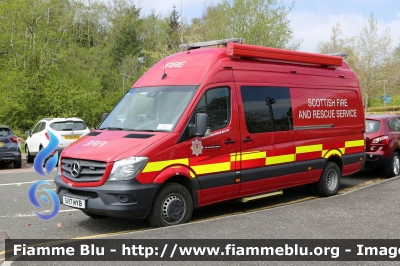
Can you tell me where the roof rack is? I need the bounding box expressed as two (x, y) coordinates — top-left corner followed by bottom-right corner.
(227, 43), (343, 66)
(331, 52), (348, 59)
(179, 38), (244, 51)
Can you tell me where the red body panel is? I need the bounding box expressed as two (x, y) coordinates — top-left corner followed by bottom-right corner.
(59, 43), (365, 210)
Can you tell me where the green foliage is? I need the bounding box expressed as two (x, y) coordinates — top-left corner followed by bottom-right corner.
(0, 0), (300, 133)
(367, 105), (400, 115)
(190, 0), (300, 49)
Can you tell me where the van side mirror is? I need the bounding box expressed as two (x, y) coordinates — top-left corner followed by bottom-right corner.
(25, 130), (31, 136)
(101, 113), (109, 122)
(194, 113), (210, 137)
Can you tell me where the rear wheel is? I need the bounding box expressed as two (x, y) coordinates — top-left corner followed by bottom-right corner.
(147, 183), (193, 228)
(384, 152), (400, 178)
(316, 162), (341, 197)
(26, 145), (34, 163)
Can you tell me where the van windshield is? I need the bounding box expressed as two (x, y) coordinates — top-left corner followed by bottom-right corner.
(99, 86), (198, 132)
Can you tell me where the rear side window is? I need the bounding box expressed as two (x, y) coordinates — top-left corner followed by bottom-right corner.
(241, 86), (293, 133)
(388, 118), (400, 132)
(50, 121), (87, 131)
(366, 120), (381, 133)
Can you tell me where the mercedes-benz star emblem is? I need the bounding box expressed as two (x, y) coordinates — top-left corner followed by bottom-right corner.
(70, 161), (81, 178)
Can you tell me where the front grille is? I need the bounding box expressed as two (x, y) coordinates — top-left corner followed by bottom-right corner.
(61, 158), (107, 182)
(68, 189), (98, 198)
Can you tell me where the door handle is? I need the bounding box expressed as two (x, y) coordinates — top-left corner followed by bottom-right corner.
(224, 139), (236, 144)
(243, 137), (253, 142)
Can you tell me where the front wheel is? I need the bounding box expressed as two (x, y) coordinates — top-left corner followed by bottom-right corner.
(147, 183), (193, 228)
(385, 152), (400, 178)
(315, 162), (341, 197)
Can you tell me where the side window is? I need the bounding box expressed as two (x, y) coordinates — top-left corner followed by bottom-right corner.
(389, 118), (400, 132)
(193, 87), (230, 131)
(241, 86), (293, 133)
(31, 122), (42, 134)
(39, 122), (46, 132)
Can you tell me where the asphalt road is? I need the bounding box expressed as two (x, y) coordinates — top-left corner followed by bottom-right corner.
(0, 160), (389, 265)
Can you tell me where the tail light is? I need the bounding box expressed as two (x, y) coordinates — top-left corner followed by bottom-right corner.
(371, 135), (389, 145)
(45, 132), (50, 140)
(10, 136), (18, 143)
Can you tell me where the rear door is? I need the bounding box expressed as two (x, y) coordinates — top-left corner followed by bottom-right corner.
(29, 122), (45, 153)
(387, 117), (400, 151)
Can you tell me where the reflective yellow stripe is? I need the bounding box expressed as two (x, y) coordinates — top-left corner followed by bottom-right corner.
(192, 162), (231, 175)
(230, 153), (238, 162)
(345, 140), (364, 148)
(339, 148), (345, 154)
(296, 144), (323, 154)
(142, 158), (189, 173)
(266, 154), (295, 165)
(240, 151), (266, 161)
(323, 149), (342, 159)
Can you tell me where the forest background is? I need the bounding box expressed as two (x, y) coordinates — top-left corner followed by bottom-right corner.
(1, 0), (399, 135)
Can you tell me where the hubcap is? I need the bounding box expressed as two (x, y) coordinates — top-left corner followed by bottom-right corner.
(393, 155), (400, 176)
(326, 169), (338, 191)
(161, 194), (185, 224)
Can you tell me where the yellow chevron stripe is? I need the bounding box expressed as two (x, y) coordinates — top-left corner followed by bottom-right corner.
(192, 162), (231, 175)
(142, 158), (189, 173)
(296, 144), (323, 154)
(345, 140), (365, 148)
(266, 154), (295, 165)
(323, 149), (343, 159)
(240, 151), (266, 161)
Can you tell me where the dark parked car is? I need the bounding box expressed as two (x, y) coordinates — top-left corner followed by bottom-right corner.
(365, 114), (400, 177)
(0, 125), (22, 168)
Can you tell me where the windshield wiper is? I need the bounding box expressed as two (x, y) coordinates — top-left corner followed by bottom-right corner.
(98, 127), (124, 130)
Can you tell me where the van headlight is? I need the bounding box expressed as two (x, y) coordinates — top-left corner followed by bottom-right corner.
(108, 157), (148, 181)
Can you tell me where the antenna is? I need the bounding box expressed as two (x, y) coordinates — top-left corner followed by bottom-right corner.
(162, 56), (167, 79)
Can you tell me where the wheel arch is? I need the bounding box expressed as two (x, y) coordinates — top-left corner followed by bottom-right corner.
(325, 155), (343, 174)
(153, 166), (200, 208)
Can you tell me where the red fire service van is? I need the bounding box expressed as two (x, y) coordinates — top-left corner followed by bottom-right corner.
(55, 38), (366, 227)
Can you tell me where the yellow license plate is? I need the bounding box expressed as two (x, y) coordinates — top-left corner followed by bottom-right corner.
(64, 135), (80, 140)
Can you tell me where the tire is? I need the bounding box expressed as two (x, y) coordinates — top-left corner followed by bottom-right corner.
(384, 152), (400, 178)
(14, 160), (21, 169)
(315, 162), (341, 197)
(26, 145), (34, 163)
(81, 211), (108, 219)
(147, 183), (193, 228)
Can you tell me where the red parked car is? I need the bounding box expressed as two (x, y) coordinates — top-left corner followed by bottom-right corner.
(365, 114), (400, 177)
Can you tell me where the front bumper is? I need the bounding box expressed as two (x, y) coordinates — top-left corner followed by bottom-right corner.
(54, 173), (160, 219)
(365, 153), (392, 168)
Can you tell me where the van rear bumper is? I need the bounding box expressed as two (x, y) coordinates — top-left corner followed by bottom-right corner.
(54, 174), (160, 219)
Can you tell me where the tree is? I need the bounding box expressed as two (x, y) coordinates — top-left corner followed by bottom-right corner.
(190, 0), (300, 49)
(350, 13), (392, 109)
(167, 5), (181, 49)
